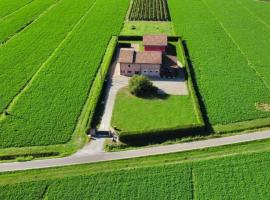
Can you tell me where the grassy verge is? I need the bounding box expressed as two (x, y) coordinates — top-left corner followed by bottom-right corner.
(120, 21), (175, 36)
(1, 138), (270, 199)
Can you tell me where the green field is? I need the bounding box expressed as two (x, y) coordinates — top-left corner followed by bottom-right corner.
(0, 0), (33, 18)
(0, 0), (58, 44)
(0, 0), (130, 150)
(1, 139), (270, 199)
(112, 88), (199, 133)
(168, 0), (270, 126)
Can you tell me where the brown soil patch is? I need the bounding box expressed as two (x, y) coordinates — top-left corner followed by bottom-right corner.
(256, 103), (270, 112)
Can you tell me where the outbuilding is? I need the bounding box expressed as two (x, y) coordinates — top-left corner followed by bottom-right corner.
(143, 35), (168, 52)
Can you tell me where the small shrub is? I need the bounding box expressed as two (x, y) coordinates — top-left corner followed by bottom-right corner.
(128, 75), (157, 96)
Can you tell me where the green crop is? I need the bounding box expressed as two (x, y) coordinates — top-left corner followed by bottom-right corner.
(0, 0), (58, 44)
(0, 0), (96, 113)
(0, 0), (33, 18)
(168, 0), (270, 125)
(0, 0), (129, 148)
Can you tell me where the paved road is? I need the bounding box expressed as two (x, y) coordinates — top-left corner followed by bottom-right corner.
(0, 130), (270, 172)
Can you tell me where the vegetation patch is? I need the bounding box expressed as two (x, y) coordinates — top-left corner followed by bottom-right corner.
(256, 102), (270, 112)
(129, 0), (170, 21)
(121, 21), (175, 36)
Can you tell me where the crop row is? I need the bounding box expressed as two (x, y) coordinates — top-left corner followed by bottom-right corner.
(203, 0), (270, 87)
(0, 0), (33, 18)
(168, 0), (270, 125)
(0, 0), (130, 148)
(129, 0), (169, 21)
(0, 0), (58, 44)
(1, 149), (270, 199)
(0, 0), (95, 113)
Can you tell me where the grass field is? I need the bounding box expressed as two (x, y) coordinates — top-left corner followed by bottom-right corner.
(112, 88), (199, 133)
(168, 0), (270, 126)
(1, 139), (270, 199)
(121, 21), (175, 36)
(129, 0), (170, 21)
(0, 0), (130, 149)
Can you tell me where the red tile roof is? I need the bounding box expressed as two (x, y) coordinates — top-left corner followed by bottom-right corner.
(143, 35), (168, 46)
(135, 51), (162, 64)
(118, 48), (135, 63)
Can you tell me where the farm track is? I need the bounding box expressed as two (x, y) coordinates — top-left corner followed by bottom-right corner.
(201, 0), (270, 92)
(0, 0), (98, 120)
(0, 0), (96, 117)
(0, 0), (60, 46)
(0, 0), (36, 20)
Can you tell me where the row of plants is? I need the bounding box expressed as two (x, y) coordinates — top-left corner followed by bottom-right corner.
(0, 0), (33, 18)
(168, 0), (270, 126)
(0, 0), (130, 149)
(1, 144), (270, 199)
(129, 0), (169, 21)
(204, 0), (270, 87)
(0, 0), (96, 113)
(0, 0), (58, 44)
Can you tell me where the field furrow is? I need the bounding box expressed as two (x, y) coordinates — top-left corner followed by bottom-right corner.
(0, 0), (34, 19)
(239, 0), (270, 27)
(168, 0), (270, 125)
(0, 0), (59, 44)
(0, 0), (96, 113)
(0, 0), (129, 148)
(203, 0), (270, 88)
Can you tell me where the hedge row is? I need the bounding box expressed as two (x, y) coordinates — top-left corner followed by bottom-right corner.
(118, 38), (205, 143)
(73, 36), (118, 139)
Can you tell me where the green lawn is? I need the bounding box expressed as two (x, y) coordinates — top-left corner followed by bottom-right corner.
(112, 88), (199, 133)
(1, 139), (270, 199)
(120, 21), (175, 36)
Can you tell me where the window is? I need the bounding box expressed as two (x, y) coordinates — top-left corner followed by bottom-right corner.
(150, 71), (152, 73)
(135, 71), (140, 74)
(128, 71), (132, 73)
(128, 65), (131, 67)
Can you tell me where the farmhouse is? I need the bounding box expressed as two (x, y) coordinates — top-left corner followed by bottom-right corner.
(143, 34), (167, 52)
(119, 48), (162, 77)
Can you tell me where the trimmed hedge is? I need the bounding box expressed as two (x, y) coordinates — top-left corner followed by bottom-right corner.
(76, 36), (118, 135)
(117, 37), (205, 143)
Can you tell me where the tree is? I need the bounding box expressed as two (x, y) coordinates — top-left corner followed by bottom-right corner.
(128, 75), (157, 96)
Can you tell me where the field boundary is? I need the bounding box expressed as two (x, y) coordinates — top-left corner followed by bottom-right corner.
(0, 129), (269, 172)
